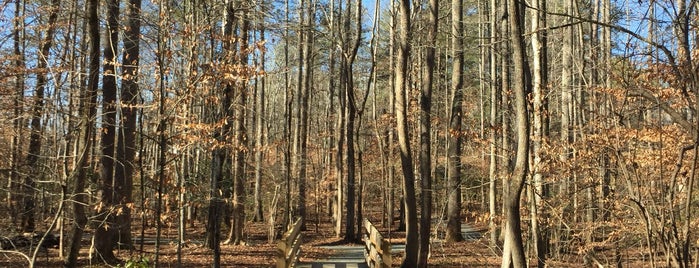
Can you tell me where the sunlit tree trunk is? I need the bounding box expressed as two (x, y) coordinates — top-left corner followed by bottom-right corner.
(488, 0), (500, 248)
(253, 17), (267, 223)
(500, 0), (530, 266)
(230, 2), (250, 245)
(387, 0), (397, 231)
(283, 0), (294, 232)
(446, 0), (464, 244)
(341, 0), (361, 243)
(530, 0), (548, 265)
(395, 0), (418, 265)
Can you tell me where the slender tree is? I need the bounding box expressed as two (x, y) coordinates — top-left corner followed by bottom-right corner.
(114, 0), (141, 249)
(229, 1), (250, 245)
(530, 0), (549, 265)
(93, 0), (120, 263)
(395, 0), (418, 265)
(446, 0), (465, 243)
(488, 0), (500, 248)
(418, 0), (437, 265)
(64, 0), (99, 265)
(10, 0), (26, 227)
(500, 0), (530, 266)
(253, 6), (267, 222)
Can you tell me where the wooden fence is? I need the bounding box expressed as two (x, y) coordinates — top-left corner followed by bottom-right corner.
(363, 219), (391, 268)
(276, 217), (303, 268)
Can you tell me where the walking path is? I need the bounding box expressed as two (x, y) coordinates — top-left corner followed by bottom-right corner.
(297, 223), (480, 268)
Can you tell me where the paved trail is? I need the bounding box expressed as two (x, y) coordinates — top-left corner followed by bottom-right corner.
(298, 223), (480, 268)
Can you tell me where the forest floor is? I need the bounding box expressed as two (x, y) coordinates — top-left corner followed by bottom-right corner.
(0, 210), (505, 267)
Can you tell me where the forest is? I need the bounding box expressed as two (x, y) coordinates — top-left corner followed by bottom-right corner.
(0, 0), (697, 267)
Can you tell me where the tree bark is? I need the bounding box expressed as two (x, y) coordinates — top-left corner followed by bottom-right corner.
(488, 0), (500, 248)
(530, 0), (548, 265)
(418, 0), (437, 264)
(395, 0), (418, 265)
(231, 2), (250, 245)
(500, 0), (530, 266)
(341, 0), (361, 243)
(93, 0), (119, 262)
(253, 23), (267, 223)
(114, 0), (141, 250)
(64, 0), (99, 265)
(10, 0), (26, 227)
(446, 0), (464, 243)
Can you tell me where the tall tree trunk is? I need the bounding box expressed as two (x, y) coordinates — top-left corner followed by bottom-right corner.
(283, 0), (294, 232)
(296, 0), (315, 230)
(488, 0), (500, 248)
(500, 0), (530, 266)
(231, 2), (250, 245)
(114, 0), (141, 250)
(293, 0), (306, 228)
(446, 0), (464, 243)
(387, 0), (397, 231)
(93, 0), (120, 263)
(253, 24), (267, 223)
(342, 0), (361, 243)
(23, 0), (60, 234)
(418, 0), (437, 264)
(10, 0), (26, 227)
(64, 0), (99, 265)
(395, 0), (418, 265)
(530, 0), (548, 265)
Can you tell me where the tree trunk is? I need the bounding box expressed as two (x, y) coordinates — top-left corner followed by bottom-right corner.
(500, 0), (530, 266)
(530, 0), (548, 265)
(488, 0), (500, 248)
(114, 0), (141, 250)
(387, 0), (397, 231)
(395, 0), (418, 265)
(93, 0), (119, 263)
(64, 0), (99, 265)
(253, 23), (266, 222)
(10, 0), (26, 228)
(231, 2), (250, 245)
(283, 0), (294, 232)
(446, 0), (464, 244)
(296, 0), (315, 230)
(418, 0), (437, 264)
(341, 0), (361, 243)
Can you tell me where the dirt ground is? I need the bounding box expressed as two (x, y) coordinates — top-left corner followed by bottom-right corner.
(0, 211), (503, 267)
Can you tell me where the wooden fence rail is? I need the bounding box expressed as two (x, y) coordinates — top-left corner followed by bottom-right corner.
(277, 217), (303, 268)
(363, 219), (391, 268)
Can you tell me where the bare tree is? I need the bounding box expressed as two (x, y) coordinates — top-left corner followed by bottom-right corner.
(446, 0), (464, 243)
(93, 0), (120, 263)
(64, 0), (99, 265)
(530, 0), (549, 265)
(500, 0), (530, 266)
(418, 0), (437, 264)
(395, 0), (418, 265)
(114, 0), (141, 249)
